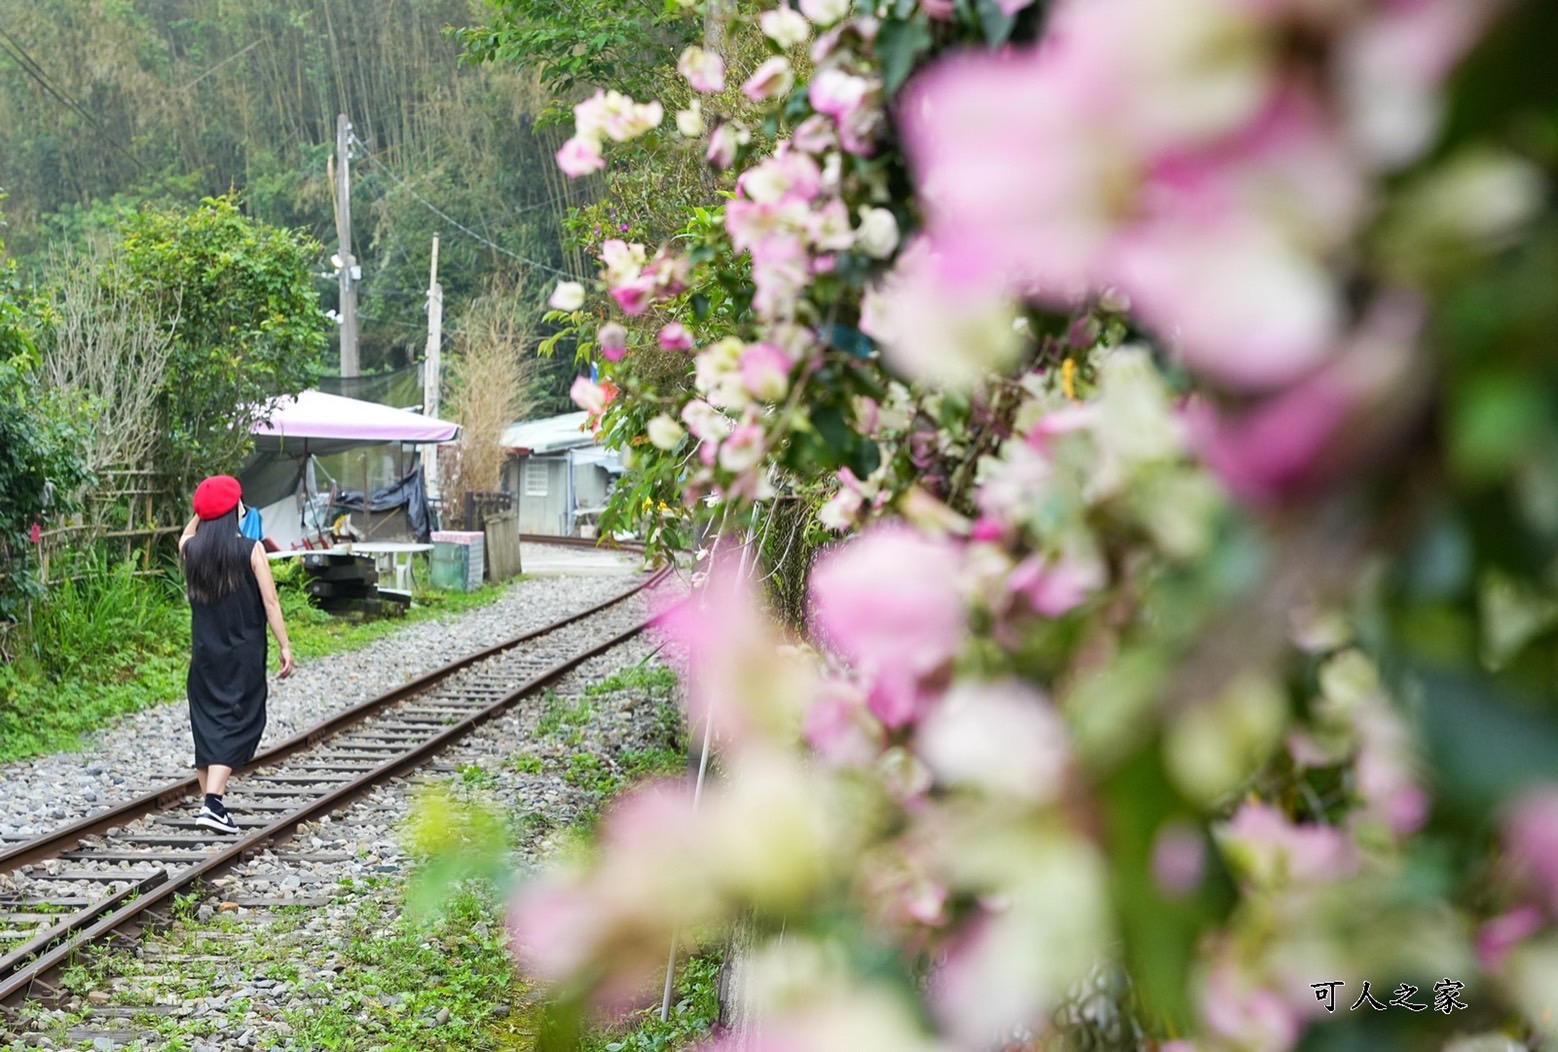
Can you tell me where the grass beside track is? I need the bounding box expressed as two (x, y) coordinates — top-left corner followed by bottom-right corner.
(0, 551), (520, 765)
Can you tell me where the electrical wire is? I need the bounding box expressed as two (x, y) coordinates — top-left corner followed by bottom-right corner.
(348, 134), (589, 282)
(0, 26), (146, 173)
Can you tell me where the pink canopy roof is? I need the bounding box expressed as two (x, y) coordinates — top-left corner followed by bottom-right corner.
(252, 389), (459, 454)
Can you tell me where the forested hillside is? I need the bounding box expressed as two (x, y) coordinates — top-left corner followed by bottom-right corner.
(0, 0), (586, 399)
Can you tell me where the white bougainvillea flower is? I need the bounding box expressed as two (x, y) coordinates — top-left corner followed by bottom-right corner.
(799, 0), (850, 27)
(547, 281), (584, 311)
(761, 6), (811, 48)
(674, 99), (704, 137)
(646, 413), (685, 450)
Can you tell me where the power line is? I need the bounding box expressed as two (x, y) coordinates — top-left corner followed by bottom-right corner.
(348, 134), (588, 282)
(0, 26), (146, 173)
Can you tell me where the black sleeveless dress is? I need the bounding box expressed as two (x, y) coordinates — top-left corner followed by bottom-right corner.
(187, 538), (268, 769)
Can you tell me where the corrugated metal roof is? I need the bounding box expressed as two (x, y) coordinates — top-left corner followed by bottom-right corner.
(500, 411), (596, 453)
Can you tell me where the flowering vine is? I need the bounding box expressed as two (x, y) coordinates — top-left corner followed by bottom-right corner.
(510, 0), (1558, 1046)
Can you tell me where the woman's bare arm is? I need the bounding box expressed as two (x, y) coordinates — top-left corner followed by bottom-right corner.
(178, 515), (199, 555)
(250, 544), (295, 678)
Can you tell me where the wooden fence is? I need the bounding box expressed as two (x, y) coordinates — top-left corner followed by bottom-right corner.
(31, 466), (185, 582)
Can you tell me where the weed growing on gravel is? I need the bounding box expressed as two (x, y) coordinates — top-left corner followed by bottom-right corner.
(536, 693), (593, 737)
(585, 663), (679, 697)
(459, 763), (499, 789)
(509, 753), (543, 775)
(564, 751), (619, 796)
(284, 887), (517, 1051)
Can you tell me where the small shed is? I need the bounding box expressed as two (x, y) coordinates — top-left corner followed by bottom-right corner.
(500, 411), (624, 536)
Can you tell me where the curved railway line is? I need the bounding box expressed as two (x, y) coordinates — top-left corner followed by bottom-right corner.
(0, 542), (666, 1026)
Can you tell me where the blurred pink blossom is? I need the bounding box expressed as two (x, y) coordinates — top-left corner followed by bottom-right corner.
(1477, 905), (1544, 974)
(658, 322), (694, 351)
(803, 678), (883, 766)
(608, 276), (654, 315)
(739, 342), (793, 401)
(569, 375), (611, 415)
(1008, 550), (1105, 618)
(598, 322), (628, 361)
(677, 46), (725, 92)
(916, 679), (1071, 803)
(556, 137), (605, 178)
(1217, 800), (1360, 887)
(1201, 956), (1301, 1052)
(1506, 786), (1558, 916)
(1151, 822), (1207, 897)
(810, 526), (967, 728)
(743, 57), (795, 102)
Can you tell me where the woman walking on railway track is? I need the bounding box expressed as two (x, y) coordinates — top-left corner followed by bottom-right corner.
(179, 475), (294, 835)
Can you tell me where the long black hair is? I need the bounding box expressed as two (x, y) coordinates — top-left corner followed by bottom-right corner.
(181, 508), (253, 605)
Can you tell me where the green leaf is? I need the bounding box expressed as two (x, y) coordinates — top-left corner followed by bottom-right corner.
(1411, 662), (1558, 814)
(975, 0), (1017, 45)
(878, 17), (934, 95)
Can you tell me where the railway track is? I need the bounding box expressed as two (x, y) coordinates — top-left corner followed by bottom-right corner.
(0, 555), (667, 1022)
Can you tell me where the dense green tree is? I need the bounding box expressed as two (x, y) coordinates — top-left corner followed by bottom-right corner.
(0, 214), (89, 621)
(113, 193), (329, 488)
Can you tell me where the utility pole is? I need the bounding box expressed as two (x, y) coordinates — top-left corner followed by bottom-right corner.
(422, 233), (443, 500)
(333, 112), (360, 377)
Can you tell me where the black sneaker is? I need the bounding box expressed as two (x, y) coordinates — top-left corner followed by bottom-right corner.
(196, 804), (240, 835)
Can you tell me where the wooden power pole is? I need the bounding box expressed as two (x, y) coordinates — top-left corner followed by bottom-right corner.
(334, 113), (360, 377)
(422, 233), (443, 500)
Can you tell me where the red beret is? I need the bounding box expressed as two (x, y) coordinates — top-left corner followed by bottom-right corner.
(193, 475), (243, 521)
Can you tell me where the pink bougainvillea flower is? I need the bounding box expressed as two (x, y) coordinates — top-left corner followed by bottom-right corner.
(809, 526), (967, 725)
(791, 114), (836, 153)
(1151, 821), (1207, 897)
(1200, 955), (1301, 1052)
(760, 5), (810, 48)
(718, 422), (766, 474)
(1505, 785), (1558, 915)
(1109, 215), (1340, 391)
(802, 677), (883, 767)
(915, 679), (1071, 803)
(1007, 550), (1105, 618)
(657, 322), (693, 351)
(860, 238), (1023, 391)
(599, 239), (646, 286)
(1216, 800), (1360, 887)
(1188, 295), (1424, 504)
(705, 121), (746, 169)
(607, 276), (654, 316)
(677, 45), (725, 93)
(555, 136), (605, 178)
(901, 47), (1119, 297)
(743, 57), (795, 102)
(739, 151), (823, 206)
(506, 876), (604, 982)
(569, 375), (611, 415)
(597, 322), (628, 361)
(1477, 906), (1544, 974)
(1339, 0), (1506, 170)
(739, 342), (793, 401)
(29, 521), (42, 545)
(809, 68), (870, 121)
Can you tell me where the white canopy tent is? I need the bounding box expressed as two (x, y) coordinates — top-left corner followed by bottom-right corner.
(241, 390), (459, 547)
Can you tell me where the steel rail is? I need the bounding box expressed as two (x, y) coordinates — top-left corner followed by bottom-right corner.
(0, 560), (661, 875)
(0, 607), (657, 1006)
